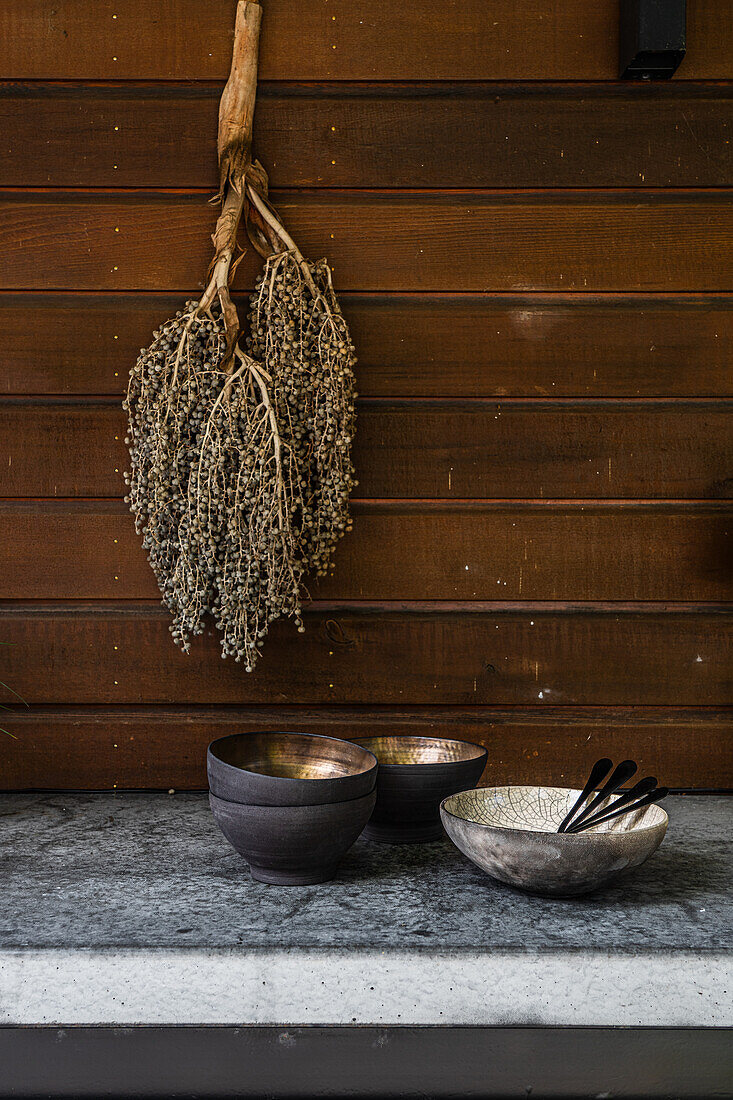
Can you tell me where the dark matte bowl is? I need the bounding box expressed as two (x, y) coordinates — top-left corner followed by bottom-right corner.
(209, 789), (377, 885)
(353, 736), (488, 843)
(207, 732), (378, 806)
(441, 786), (669, 897)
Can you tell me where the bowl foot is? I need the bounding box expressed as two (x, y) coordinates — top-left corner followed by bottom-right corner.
(249, 864), (339, 886)
(362, 821), (444, 844)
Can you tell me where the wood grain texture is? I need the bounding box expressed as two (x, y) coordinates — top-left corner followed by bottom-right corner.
(1, 706), (730, 790)
(2, 1), (730, 80)
(2, 501), (731, 603)
(3, 293), (731, 399)
(2, 193), (731, 292)
(3, 83), (731, 189)
(2, 398), (730, 500)
(0, 604), (728, 706)
(2, 5), (731, 796)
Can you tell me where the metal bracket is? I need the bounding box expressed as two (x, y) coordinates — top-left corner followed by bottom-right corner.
(620, 0), (686, 79)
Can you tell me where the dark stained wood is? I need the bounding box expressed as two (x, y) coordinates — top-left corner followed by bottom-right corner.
(1, 398), (730, 500)
(1, 193), (731, 293)
(3, 293), (732, 399)
(1, 705), (729, 790)
(2, 8), (731, 797)
(0, 604), (728, 706)
(2, 501), (732, 603)
(2, 1), (729, 80)
(3, 83), (731, 189)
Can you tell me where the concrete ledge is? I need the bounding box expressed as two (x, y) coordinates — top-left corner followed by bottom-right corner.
(0, 793), (730, 1027)
(1, 946), (730, 1026)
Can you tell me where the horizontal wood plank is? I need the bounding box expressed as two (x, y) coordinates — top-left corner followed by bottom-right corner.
(2, 83), (731, 189)
(1, 706), (730, 790)
(2, 1), (729, 80)
(0, 604), (728, 706)
(2, 501), (732, 603)
(1, 398), (730, 500)
(1, 193), (731, 292)
(2, 293), (731, 399)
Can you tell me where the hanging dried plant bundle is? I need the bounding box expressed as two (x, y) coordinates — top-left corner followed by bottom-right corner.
(124, 303), (226, 651)
(248, 250), (357, 580)
(124, 0), (356, 669)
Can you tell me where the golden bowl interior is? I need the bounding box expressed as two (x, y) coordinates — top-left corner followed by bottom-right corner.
(354, 735), (486, 767)
(211, 733), (376, 781)
(443, 785), (668, 835)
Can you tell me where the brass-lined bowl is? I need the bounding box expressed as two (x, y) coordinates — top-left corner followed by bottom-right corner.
(207, 732), (378, 806)
(353, 735), (487, 844)
(441, 786), (669, 897)
(209, 789), (377, 885)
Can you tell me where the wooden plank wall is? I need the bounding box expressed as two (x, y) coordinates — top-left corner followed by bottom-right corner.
(0, 0), (731, 790)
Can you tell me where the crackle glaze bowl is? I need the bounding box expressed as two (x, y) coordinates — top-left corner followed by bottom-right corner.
(440, 785), (668, 897)
(209, 788), (377, 885)
(353, 735), (487, 843)
(207, 732), (378, 806)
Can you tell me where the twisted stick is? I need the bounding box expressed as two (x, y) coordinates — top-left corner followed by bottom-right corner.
(199, 0), (262, 370)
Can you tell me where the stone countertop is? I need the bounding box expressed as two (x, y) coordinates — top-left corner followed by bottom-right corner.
(0, 792), (730, 1027)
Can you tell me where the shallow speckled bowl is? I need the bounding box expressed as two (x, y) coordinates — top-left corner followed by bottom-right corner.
(440, 785), (668, 897)
(208, 732), (378, 806)
(353, 736), (487, 843)
(209, 789), (377, 885)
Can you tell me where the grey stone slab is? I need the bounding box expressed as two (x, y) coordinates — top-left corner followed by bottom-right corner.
(0, 792), (730, 1026)
(0, 792), (729, 952)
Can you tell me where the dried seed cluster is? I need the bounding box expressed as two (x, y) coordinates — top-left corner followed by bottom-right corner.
(124, 251), (356, 670)
(248, 252), (357, 578)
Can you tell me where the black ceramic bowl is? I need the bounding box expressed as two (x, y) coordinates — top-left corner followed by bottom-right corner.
(207, 732), (378, 806)
(209, 789), (377, 885)
(353, 736), (488, 843)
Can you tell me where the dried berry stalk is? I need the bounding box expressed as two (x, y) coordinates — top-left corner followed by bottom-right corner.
(124, 0), (355, 669)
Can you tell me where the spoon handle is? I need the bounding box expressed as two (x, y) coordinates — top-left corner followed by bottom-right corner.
(589, 774), (657, 818)
(567, 759), (638, 831)
(565, 776), (657, 832)
(557, 758), (613, 833)
(568, 786), (669, 833)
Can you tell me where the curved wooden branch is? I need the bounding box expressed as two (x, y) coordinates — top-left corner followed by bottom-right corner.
(245, 180), (319, 298)
(199, 0), (262, 369)
(216, 0), (262, 201)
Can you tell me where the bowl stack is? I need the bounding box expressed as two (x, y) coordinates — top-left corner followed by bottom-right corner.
(208, 732), (378, 885)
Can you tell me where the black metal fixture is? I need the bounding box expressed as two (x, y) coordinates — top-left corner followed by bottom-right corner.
(620, 0), (686, 79)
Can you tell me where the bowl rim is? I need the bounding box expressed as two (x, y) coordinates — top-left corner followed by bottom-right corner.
(351, 735), (488, 769)
(440, 784), (669, 837)
(208, 787), (377, 811)
(207, 731), (378, 783)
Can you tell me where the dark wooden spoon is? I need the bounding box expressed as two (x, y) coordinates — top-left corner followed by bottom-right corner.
(562, 759), (638, 832)
(557, 757), (613, 833)
(565, 775), (658, 833)
(567, 786), (669, 834)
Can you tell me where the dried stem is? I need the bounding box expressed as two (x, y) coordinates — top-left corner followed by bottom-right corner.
(216, 0), (262, 201)
(245, 181), (319, 297)
(199, 0), (262, 370)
